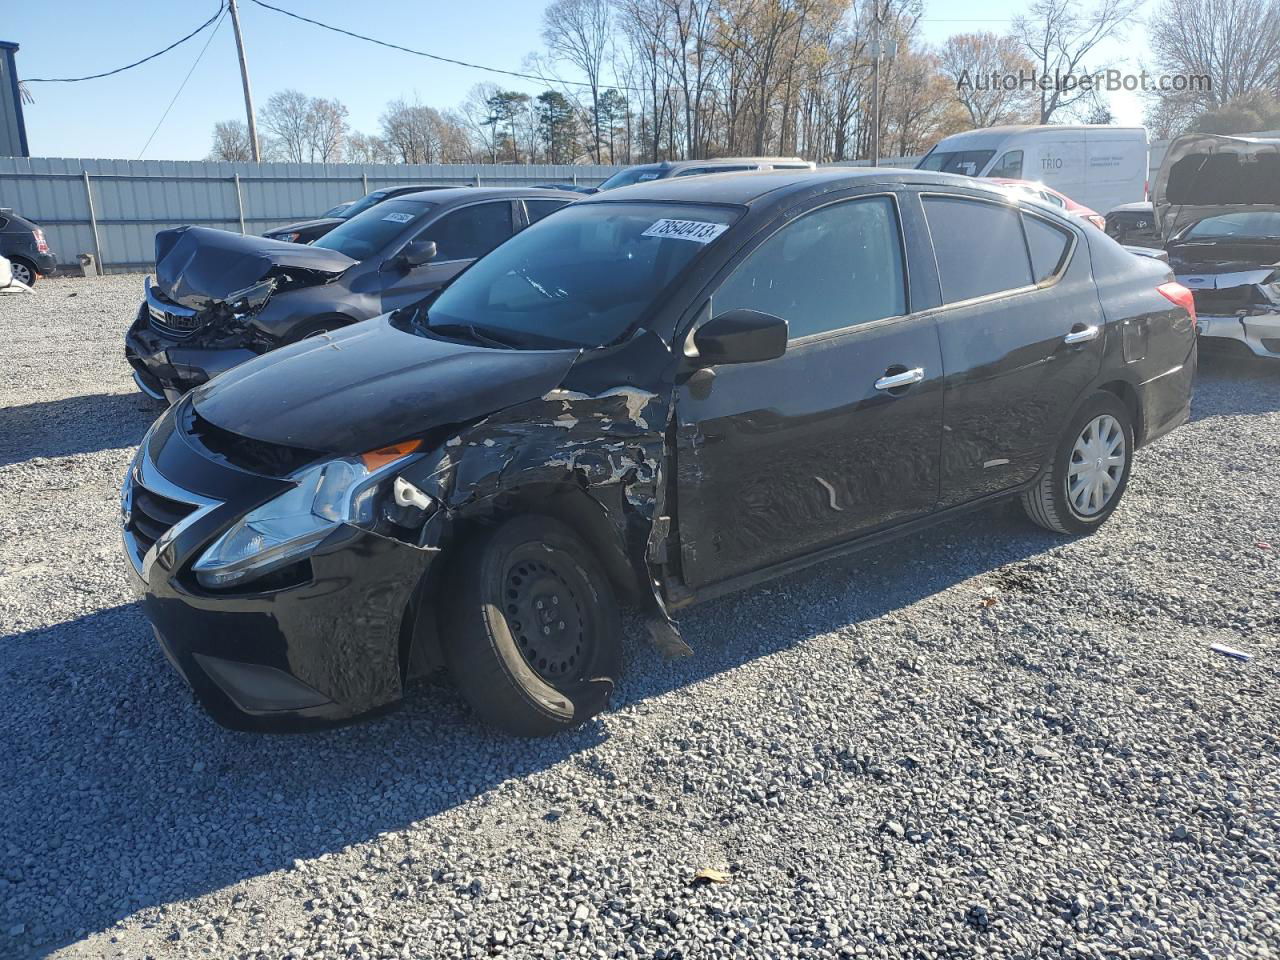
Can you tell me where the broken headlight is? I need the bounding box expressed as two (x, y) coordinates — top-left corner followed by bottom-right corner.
(192, 442), (425, 589)
(226, 277), (277, 315)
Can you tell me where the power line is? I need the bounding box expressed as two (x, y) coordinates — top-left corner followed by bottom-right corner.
(246, 0), (635, 92)
(22, 4), (225, 83)
(137, 6), (230, 159)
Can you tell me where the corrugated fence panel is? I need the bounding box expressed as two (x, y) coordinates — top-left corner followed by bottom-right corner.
(0, 157), (624, 273)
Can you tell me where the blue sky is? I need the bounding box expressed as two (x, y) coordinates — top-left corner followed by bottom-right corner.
(12, 0), (1154, 162)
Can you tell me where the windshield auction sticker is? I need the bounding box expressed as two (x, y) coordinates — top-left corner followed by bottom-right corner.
(382, 212), (416, 223)
(642, 219), (729, 243)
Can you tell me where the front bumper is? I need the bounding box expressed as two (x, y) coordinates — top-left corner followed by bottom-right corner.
(122, 403), (436, 731)
(1197, 312), (1280, 359)
(125, 301), (258, 401)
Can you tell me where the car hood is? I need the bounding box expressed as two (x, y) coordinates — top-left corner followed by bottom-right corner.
(190, 315), (581, 454)
(263, 217), (343, 236)
(1153, 133), (1280, 242)
(153, 226), (356, 310)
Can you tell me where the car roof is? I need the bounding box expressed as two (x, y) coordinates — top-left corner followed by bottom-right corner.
(577, 167), (989, 207)
(392, 187), (582, 207)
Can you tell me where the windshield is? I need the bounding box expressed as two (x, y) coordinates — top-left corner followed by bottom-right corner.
(311, 199), (435, 261)
(336, 191), (392, 220)
(596, 166), (666, 191)
(917, 148), (996, 176)
(416, 201), (741, 349)
(1182, 211), (1280, 241)
(322, 202), (353, 218)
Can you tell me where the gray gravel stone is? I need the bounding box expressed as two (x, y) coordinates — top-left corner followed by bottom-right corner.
(1, 275), (1278, 960)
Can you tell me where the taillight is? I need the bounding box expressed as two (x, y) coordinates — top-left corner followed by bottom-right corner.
(33, 228), (48, 254)
(1157, 281), (1196, 328)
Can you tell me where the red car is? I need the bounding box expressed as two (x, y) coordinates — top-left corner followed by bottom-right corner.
(988, 178), (1107, 230)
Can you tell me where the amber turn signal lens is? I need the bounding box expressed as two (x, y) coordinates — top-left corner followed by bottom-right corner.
(359, 439), (423, 471)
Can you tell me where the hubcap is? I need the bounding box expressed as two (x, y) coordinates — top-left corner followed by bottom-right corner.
(10, 261), (32, 285)
(502, 553), (588, 683)
(1067, 414), (1126, 516)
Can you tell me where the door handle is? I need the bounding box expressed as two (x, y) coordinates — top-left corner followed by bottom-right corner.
(874, 367), (925, 391)
(1064, 325), (1100, 344)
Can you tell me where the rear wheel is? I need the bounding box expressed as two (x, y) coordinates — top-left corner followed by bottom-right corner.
(8, 257), (36, 287)
(442, 515), (621, 736)
(1022, 393), (1134, 534)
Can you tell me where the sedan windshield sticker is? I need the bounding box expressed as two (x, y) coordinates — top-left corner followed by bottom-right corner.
(641, 218), (729, 244)
(382, 212), (416, 223)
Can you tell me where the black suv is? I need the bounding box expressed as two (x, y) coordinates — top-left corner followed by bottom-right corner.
(125, 187), (578, 400)
(0, 208), (57, 285)
(122, 169), (1196, 735)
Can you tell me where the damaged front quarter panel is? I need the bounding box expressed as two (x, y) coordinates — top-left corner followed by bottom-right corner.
(396, 329), (693, 669)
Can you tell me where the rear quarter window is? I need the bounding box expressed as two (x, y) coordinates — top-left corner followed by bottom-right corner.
(1023, 214), (1073, 282)
(923, 196), (1034, 303)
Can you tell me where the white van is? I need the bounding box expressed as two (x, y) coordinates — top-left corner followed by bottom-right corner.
(916, 125), (1148, 213)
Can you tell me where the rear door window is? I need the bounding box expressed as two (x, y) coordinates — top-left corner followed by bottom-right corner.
(419, 201), (514, 261)
(990, 151), (1024, 177)
(923, 196), (1034, 303)
(1023, 215), (1073, 282)
(713, 195), (907, 339)
(524, 199), (571, 225)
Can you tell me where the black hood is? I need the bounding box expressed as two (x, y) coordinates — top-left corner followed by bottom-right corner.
(154, 226), (355, 310)
(190, 315), (580, 454)
(263, 217), (343, 236)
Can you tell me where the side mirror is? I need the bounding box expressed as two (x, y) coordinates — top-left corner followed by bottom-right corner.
(691, 309), (788, 366)
(401, 239), (437, 268)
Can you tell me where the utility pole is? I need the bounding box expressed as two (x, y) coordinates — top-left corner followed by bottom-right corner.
(870, 0), (884, 167)
(228, 0), (261, 162)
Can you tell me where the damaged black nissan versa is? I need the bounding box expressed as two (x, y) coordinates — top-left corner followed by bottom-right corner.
(1154, 133), (1280, 360)
(125, 187), (579, 401)
(121, 169), (1196, 736)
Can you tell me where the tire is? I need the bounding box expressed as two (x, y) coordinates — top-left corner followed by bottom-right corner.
(442, 514), (622, 736)
(8, 257), (37, 287)
(1021, 392), (1135, 535)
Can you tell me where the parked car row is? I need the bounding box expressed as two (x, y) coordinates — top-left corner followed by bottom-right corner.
(117, 162), (1198, 736)
(0, 206), (56, 286)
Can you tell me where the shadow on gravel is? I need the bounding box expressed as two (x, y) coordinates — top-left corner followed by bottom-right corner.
(0, 393), (162, 468)
(1192, 352), (1280, 421)
(0, 501), (1067, 955)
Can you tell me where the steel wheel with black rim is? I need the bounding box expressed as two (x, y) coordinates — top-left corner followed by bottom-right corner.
(1021, 392), (1135, 535)
(442, 514), (622, 736)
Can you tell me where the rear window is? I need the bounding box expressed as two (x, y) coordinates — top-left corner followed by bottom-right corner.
(923, 196), (1033, 302)
(311, 199), (434, 261)
(917, 149), (996, 176)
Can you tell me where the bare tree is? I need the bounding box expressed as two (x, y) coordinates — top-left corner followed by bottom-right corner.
(542, 0), (612, 161)
(260, 89), (312, 163)
(207, 120), (254, 162)
(344, 131), (396, 164)
(307, 97), (349, 162)
(1013, 0), (1143, 123)
(1149, 0), (1280, 110)
(940, 33), (1038, 126)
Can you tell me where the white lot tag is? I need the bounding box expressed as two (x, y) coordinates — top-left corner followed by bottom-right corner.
(382, 212), (415, 223)
(641, 218), (728, 244)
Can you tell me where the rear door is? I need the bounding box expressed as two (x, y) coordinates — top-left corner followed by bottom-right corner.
(378, 200), (517, 312)
(674, 192), (943, 589)
(920, 193), (1104, 506)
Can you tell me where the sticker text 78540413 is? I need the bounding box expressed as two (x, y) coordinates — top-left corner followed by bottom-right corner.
(641, 219), (730, 244)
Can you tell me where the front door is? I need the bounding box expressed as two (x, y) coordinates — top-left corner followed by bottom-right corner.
(378, 200), (517, 313)
(674, 194), (943, 590)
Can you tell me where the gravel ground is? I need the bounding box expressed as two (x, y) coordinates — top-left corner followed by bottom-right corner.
(1, 275), (1277, 960)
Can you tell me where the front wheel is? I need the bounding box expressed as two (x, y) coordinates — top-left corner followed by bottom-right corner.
(1021, 393), (1135, 534)
(442, 514), (622, 736)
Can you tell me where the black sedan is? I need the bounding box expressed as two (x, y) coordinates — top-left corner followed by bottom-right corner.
(262, 185), (458, 244)
(125, 187), (578, 400)
(0, 207), (57, 285)
(121, 168), (1196, 735)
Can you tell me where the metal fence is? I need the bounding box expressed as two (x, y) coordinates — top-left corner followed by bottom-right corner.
(0, 157), (625, 273)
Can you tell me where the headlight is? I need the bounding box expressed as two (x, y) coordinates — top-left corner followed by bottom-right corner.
(192, 441), (424, 589)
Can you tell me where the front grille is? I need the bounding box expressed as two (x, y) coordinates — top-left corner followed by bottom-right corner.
(149, 306), (202, 339)
(128, 485), (198, 557)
